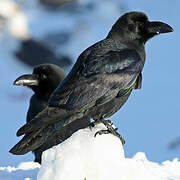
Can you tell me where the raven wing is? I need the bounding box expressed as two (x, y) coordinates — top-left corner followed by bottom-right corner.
(50, 49), (143, 110)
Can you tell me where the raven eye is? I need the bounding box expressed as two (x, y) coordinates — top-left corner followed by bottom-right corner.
(43, 74), (47, 79)
(40, 74), (47, 79)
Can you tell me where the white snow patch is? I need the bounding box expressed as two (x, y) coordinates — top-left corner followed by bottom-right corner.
(37, 124), (180, 180)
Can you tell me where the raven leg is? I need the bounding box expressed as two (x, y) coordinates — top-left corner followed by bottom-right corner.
(94, 118), (125, 145)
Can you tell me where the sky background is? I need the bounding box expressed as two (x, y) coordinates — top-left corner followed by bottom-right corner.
(0, 0), (179, 166)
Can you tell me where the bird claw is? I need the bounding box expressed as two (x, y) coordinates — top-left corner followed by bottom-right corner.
(94, 129), (111, 137)
(93, 118), (125, 145)
(94, 128), (125, 145)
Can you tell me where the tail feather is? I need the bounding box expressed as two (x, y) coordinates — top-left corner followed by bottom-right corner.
(10, 121), (67, 155)
(10, 116), (90, 155)
(10, 129), (44, 155)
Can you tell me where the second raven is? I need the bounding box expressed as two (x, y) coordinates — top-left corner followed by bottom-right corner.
(11, 64), (90, 163)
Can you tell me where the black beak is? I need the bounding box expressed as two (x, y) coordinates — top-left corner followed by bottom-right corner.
(14, 74), (39, 86)
(145, 21), (173, 34)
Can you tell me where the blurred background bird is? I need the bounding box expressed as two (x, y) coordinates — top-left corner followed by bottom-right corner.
(11, 63), (90, 164)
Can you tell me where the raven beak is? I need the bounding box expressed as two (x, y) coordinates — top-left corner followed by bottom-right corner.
(14, 74), (39, 86)
(146, 21), (173, 34)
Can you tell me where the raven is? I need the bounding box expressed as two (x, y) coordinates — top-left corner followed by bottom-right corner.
(11, 12), (173, 154)
(11, 64), (90, 163)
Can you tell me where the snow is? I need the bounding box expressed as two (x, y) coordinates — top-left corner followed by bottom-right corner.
(1, 124), (179, 180)
(37, 124), (180, 180)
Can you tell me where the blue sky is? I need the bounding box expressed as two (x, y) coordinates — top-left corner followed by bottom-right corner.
(0, 0), (179, 166)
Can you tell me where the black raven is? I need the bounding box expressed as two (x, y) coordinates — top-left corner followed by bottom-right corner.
(11, 12), (173, 153)
(11, 64), (90, 163)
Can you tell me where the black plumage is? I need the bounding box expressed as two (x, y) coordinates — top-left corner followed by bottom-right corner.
(11, 64), (90, 163)
(10, 12), (173, 154)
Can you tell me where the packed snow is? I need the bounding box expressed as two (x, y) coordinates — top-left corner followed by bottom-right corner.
(1, 124), (180, 180)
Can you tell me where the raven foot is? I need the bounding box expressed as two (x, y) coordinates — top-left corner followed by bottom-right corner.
(94, 118), (125, 145)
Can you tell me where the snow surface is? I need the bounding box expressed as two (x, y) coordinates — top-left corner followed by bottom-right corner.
(1, 124), (179, 180)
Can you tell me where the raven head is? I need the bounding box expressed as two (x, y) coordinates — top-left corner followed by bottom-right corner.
(108, 11), (173, 44)
(14, 63), (66, 94)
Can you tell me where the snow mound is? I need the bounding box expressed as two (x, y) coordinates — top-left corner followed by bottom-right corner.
(38, 124), (180, 180)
